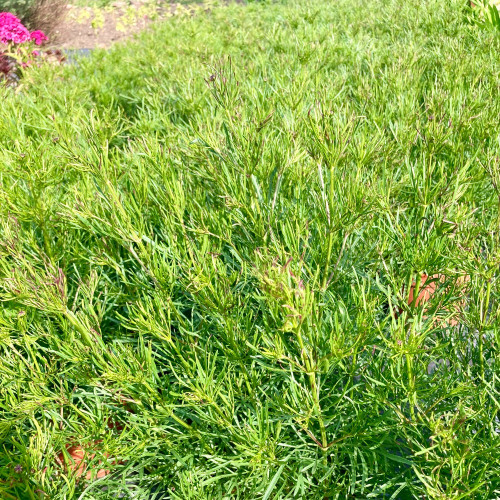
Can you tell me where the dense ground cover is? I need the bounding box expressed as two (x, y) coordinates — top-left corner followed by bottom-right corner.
(1, 0), (500, 497)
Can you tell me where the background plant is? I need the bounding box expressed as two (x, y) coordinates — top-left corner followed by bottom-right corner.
(1, 0), (67, 37)
(26, 0), (68, 39)
(0, 0), (499, 498)
(0, 0), (36, 21)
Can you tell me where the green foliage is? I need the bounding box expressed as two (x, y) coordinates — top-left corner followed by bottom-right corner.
(1, 0), (37, 20)
(0, 0), (500, 498)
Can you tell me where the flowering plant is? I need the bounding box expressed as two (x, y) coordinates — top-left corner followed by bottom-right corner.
(0, 11), (52, 85)
(0, 12), (48, 45)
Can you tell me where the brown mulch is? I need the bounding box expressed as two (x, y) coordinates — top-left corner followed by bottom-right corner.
(49, 1), (197, 50)
(53, 8), (148, 49)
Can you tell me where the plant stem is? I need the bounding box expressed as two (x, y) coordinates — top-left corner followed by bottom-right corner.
(295, 326), (327, 449)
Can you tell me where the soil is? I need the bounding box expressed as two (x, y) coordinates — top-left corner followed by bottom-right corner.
(48, 1), (201, 50)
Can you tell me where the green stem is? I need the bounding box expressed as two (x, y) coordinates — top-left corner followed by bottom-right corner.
(322, 164), (336, 289)
(351, 350), (358, 389)
(322, 230), (334, 289)
(295, 327), (327, 449)
(41, 220), (54, 263)
(479, 279), (491, 381)
(64, 309), (106, 364)
(411, 273), (423, 311)
(169, 409), (215, 455)
(406, 352), (415, 421)
(309, 371), (327, 450)
(406, 271), (420, 421)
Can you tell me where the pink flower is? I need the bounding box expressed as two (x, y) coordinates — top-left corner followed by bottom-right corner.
(0, 12), (20, 25)
(0, 12), (31, 44)
(30, 30), (48, 46)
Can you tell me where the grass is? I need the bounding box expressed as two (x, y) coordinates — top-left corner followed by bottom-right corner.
(1, 0), (500, 497)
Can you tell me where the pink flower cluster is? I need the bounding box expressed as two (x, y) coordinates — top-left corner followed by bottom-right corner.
(0, 12), (48, 45)
(30, 30), (48, 45)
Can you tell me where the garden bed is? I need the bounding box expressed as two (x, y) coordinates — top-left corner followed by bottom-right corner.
(49, 0), (237, 49)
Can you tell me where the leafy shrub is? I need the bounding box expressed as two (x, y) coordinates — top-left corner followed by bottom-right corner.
(0, 0), (36, 21)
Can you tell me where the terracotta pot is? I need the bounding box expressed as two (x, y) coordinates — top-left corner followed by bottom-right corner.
(407, 273), (443, 308)
(400, 273), (469, 327)
(55, 443), (111, 480)
(55, 417), (127, 480)
(54, 398), (132, 480)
